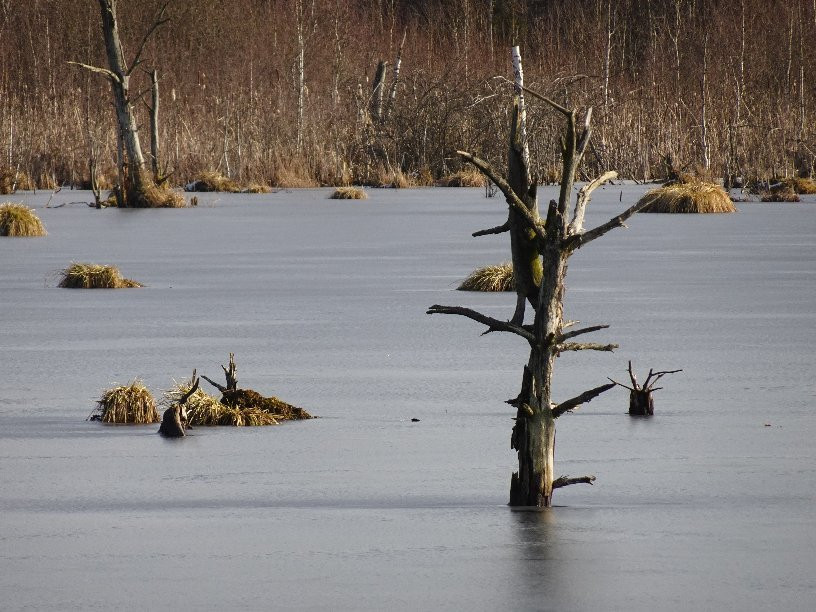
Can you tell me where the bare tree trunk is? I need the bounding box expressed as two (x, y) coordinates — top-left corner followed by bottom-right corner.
(429, 48), (648, 508)
(150, 69), (160, 182)
(700, 31), (710, 171)
(72, 0), (177, 207)
(296, 0), (306, 152)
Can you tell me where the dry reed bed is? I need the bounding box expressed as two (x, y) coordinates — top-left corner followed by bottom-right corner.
(0, 203), (46, 236)
(458, 262), (515, 292)
(59, 263), (142, 288)
(638, 182), (736, 213)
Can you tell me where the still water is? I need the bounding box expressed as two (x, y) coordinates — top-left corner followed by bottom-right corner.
(1, 186), (815, 611)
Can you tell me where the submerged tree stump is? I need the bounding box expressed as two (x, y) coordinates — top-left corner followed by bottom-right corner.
(159, 371), (199, 437)
(609, 361), (681, 416)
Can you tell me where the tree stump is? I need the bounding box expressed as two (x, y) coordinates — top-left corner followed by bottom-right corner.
(610, 361), (681, 416)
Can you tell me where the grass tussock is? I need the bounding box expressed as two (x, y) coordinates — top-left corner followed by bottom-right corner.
(330, 186), (368, 199)
(784, 177), (816, 194)
(0, 203), (47, 236)
(133, 183), (186, 208)
(638, 181), (736, 213)
(164, 382), (280, 427)
(59, 263), (142, 289)
(761, 186), (800, 202)
(0, 167), (35, 193)
(94, 381), (159, 424)
(186, 170), (241, 192)
(458, 262), (514, 292)
(437, 168), (486, 187)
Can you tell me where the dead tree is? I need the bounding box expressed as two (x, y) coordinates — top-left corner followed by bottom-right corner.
(70, 0), (177, 208)
(609, 361), (682, 416)
(159, 370), (199, 437)
(201, 352), (238, 394)
(428, 46), (649, 508)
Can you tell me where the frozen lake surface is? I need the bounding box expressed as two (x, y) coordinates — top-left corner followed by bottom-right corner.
(2, 185), (815, 611)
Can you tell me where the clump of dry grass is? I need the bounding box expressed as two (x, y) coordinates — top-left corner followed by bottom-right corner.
(58, 263), (142, 289)
(139, 183), (186, 208)
(330, 186), (368, 199)
(458, 262), (514, 292)
(0, 167), (35, 193)
(186, 171), (241, 192)
(93, 381), (159, 424)
(163, 382), (279, 426)
(0, 203), (47, 236)
(761, 185), (800, 202)
(638, 181), (736, 213)
(437, 168), (486, 187)
(784, 177), (816, 194)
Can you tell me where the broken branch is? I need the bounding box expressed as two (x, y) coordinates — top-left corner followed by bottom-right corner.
(558, 342), (618, 353)
(552, 382), (616, 418)
(564, 199), (647, 252)
(427, 305), (535, 343)
(473, 220), (511, 237)
(568, 170), (618, 235)
(559, 324), (610, 341)
(552, 475), (596, 489)
(456, 151), (546, 242)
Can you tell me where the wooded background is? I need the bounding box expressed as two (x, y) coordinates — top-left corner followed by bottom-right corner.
(1, 0), (813, 188)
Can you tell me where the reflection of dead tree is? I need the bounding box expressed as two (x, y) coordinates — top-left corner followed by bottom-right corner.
(609, 361), (682, 416)
(428, 46), (649, 508)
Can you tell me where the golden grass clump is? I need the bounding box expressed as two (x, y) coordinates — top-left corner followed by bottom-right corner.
(437, 168), (486, 187)
(0, 167), (34, 193)
(140, 183), (186, 208)
(95, 381), (159, 424)
(330, 186), (368, 200)
(0, 203), (47, 237)
(186, 171), (241, 192)
(58, 263), (142, 289)
(458, 262), (515, 292)
(785, 177), (816, 194)
(163, 382), (279, 426)
(637, 181), (736, 213)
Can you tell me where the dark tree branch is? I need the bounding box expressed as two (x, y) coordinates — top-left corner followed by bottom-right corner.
(552, 475), (596, 489)
(607, 377), (636, 392)
(559, 324), (609, 341)
(552, 382), (616, 418)
(455, 151), (546, 242)
(201, 374), (227, 393)
(127, 0), (172, 76)
(643, 368), (683, 390)
(178, 370), (199, 404)
(427, 305), (536, 343)
(564, 199), (648, 252)
(473, 220), (511, 237)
